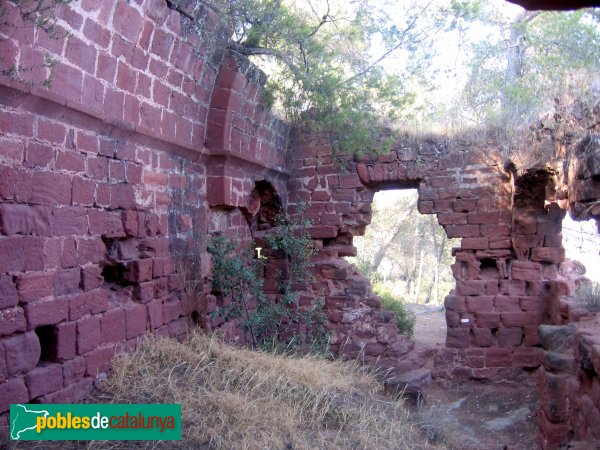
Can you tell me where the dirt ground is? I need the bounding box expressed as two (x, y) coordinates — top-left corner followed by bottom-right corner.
(406, 304), (540, 450)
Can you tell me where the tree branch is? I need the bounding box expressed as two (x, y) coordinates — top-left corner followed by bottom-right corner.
(343, 0), (434, 85)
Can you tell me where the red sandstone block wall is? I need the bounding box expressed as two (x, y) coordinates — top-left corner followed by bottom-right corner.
(0, 0), (290, 419)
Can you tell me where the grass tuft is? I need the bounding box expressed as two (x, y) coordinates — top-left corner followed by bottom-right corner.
(56, 330), (442, 450)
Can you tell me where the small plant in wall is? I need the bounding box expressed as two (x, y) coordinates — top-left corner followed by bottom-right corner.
(207, 235), (267, 349)
(264, 213), (328, 352)
(207, 214), (328, 353)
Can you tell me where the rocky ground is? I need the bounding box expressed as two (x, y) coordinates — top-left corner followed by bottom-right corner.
(406, 304), (540, 450)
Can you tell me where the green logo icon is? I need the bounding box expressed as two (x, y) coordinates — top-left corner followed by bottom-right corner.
(10, 404), (181, 440)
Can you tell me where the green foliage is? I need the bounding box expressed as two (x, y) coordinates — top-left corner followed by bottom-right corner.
(372, 283), (415, 338)
(575, 282), (600, 310)
(208, 215), (328, 353)
(208, 0), (472, 155)
(459, 7), (600, 133)
(349, 191), (458, 306)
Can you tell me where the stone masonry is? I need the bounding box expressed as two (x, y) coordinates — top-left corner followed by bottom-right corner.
(0, 1), (600, 447)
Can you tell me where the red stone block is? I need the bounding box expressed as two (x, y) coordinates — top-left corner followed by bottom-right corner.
(511, 261), (542, 281)
(23, 236), (44, 272)
(151, 28), (174, 60)
(113, 0), (144, 42)
(133, 281), (154, 303)
(63, 356), (86, 385)
(512, 347), (542, 368)
(53, 268), (80, 297)
(37, 119), (66, 145)
(25, 363), (63, 399)
(152, 257), (175, 278)
(125, 259), (153, 283)
(0, 203), (52, 236)
(16, 272), (53, 302)
(453, 199), (477, 213)
(76, 315), (101, 355)
(125, 303), (147, 339)
(83, 18), (110, 48)
(501, 312), (537, 327)
(81, 74), (105, 115)
(3, 331), (40, 375)
(0, 237), (25, 273)
(472, 327), (494, 347)
(132, 48), (150, 72)
(162, 296), (182, 323)
(146, 298), (163, 330)
(498, 327), (523, 347)
(25, 297), (68, 328)
(480, 224), (511, 237)
(139, 101), (161, 131)
(446, 327), (471, 348)
(475, 312), (501, 328)
(445, 225), (480, 238)
(0, 307), (26, 336)
(54, 321), (76, 361)
(493, 295), (520, 312)
(444, 295), (466, 312)
(56, 151), (86, 173)
(489, 237), (512, 249)
(76, 236), (106, 265)
(53, 206), (88, 236)
(85, 345), (115, 377)
(0, 141), (23, 168)
(0, 110), (34, 138)
(457, 280), (486, 296)
(81, 266), (103, 291)
(438, 213), (468, 225)
(461, 237), (489, 250)
(88, 209), (125, 238)
(71, 176), (96, 206)
(0, 275), (18, 309)
(69, 289), (108, 321)
(167, 317), (188, 338)
(465, 296), (494, 313)
(484, 347), (512, 367)
(24, 142), (54, 168)
(66, 36), (97, 74)
(112, 184), (136, 210)
(0, 378), (29, 413)
(524, 326), (540, 346)
(31, 171), (72, 206)
(308, 225), (337, 239)
(49, 62), (83, 104)
(56, 3), (83, 29)
(100, 308), (126, 344)
(39, 376), (94, 404)
(531, 247), (565, 263)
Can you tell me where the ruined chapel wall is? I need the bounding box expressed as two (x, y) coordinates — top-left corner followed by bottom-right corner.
(286, 136), (574, 380)
(0, 0), (289, 418)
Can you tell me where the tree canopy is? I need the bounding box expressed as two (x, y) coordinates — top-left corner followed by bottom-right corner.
(208, 0), (479, 154)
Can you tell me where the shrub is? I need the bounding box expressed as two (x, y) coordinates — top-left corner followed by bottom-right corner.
(373, 283), (415, 338)
(575, 281), (600, 310)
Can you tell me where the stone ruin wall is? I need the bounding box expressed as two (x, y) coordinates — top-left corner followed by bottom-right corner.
(0, 1), (600, 447)
(0, 0), (289, 425)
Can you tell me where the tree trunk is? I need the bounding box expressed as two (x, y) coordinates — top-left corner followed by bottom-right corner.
(414, 248), (424, 304)
(500, 11), (540, 113)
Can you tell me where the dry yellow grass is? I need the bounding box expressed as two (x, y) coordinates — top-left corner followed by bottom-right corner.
(35, 330), (444, 450)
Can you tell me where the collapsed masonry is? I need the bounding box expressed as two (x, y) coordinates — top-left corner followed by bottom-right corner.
(0, 0), (599, 447)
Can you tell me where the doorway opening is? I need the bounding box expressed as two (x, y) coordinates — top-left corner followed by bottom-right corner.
(346, 189), (459, 347)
